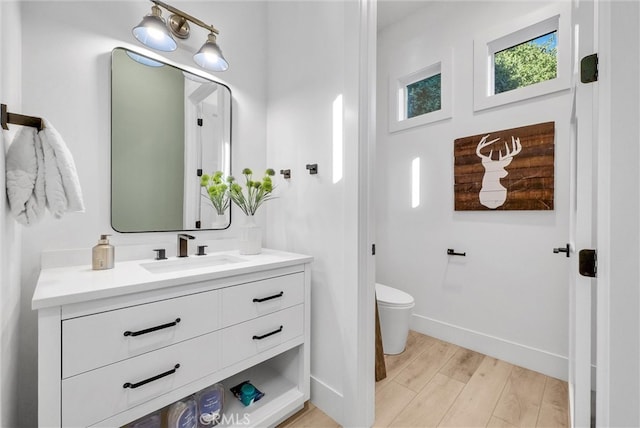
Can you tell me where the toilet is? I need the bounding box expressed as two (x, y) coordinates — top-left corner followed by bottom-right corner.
(376, 283), (415, 355)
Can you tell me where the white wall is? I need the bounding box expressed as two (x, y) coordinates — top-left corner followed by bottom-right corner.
(0, 3), (23, 426)
(265, 1), (369, 425)
(18, 2), (267, 426)
(605, 1), (640, 425)
(377, 1), (571, 379)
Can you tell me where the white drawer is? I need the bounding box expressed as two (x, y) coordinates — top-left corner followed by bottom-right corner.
(221, 273), (304, 327)
(62, 330), (220, 428)
(221, 304), (304, 368)
(62, 289), (220, 378)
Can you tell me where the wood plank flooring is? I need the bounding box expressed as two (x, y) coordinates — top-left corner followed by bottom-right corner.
(280, 331), (569, 428)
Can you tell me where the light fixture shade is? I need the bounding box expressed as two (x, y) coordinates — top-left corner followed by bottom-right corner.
(132, 7), (177, 52)
(193, 33), (229, 72)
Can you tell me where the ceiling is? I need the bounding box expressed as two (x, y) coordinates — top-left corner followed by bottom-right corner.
(377, 0), (432, 31)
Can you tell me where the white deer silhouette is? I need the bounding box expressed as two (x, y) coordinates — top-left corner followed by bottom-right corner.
(475, 134), (522, 209)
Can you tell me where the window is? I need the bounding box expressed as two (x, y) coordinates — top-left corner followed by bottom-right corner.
(473, 2), (570, 111)
(407, 73), (441, 118)
(494, 31), (557, 94)
(389, 49), (452, 133)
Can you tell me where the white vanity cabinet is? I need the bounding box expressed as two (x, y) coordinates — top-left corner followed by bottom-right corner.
(33, 249), (312, 428)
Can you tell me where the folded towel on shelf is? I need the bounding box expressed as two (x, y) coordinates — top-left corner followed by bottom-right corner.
(39, 119), (85, 218)
(5, 126), (46, 225)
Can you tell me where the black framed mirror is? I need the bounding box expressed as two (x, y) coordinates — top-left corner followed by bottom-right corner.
(111, 48), (231, 232)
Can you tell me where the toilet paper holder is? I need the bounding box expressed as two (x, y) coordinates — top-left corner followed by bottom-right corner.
(447, 249), (466, 257)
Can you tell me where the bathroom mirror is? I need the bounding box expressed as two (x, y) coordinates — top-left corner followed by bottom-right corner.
(111, 47), (231, 233)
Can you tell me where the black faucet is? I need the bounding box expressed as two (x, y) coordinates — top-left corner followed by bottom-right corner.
(177, 234), (195, 258)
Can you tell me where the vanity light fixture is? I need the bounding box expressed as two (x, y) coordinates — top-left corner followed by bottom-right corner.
(132, 4), (177, 52)
(193, 33), (228, 72)
(132, 0), (229, 72)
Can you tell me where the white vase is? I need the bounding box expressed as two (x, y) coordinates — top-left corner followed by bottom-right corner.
(213, 213), (227, 228)
(239, 215), (262, 255)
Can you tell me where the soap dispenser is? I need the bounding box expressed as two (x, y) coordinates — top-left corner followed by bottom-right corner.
(92, 234), (114, 270)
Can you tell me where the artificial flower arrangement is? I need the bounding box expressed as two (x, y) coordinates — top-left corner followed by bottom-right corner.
(200, 171), (231, 215)
(201, 168), (276, 216)
(229, 168), (276, 215)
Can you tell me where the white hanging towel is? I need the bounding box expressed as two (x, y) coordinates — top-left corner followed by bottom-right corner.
(5, 126), (46, 225)
(38, 119), (85, 218)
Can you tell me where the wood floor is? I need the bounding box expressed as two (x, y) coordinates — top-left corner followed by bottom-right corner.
(280, 331), (569, 428)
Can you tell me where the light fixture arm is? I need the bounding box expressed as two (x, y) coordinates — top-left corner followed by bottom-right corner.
(150, 0), (219, 35)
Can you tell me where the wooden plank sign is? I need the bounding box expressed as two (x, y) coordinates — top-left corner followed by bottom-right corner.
(454, 122), (555, 211)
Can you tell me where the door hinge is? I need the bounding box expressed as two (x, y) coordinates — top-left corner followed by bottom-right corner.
(371, 244), (376, 256)
(197, 118), (203, 126)
(195, 220), (201, 229)
(581, 53), (598, 83)
(579, 249), (597, 277)
(197, 168), (203, 177)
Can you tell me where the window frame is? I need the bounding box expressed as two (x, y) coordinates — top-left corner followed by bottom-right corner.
(473, 2), (571, 111)
(389, 49), (452, 132)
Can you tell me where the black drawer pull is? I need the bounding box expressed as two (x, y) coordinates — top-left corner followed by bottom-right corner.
(253, 325), (283, 340)
(124, 318), (181, 337)
(123, 363), (180, 389)
(252, 291), (284, 303)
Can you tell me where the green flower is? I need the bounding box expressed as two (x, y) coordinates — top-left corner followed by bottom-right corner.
(201, 170), (231, 215)
(228, 167), (278, 216)
(212, 171), (224, 184)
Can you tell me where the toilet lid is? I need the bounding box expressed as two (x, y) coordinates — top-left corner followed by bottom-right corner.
(375, 283), (414, 307)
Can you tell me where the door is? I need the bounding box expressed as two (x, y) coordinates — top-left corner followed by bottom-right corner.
(569, 0), (598, 426)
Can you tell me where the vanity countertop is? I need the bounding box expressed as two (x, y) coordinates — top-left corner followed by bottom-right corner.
(32, 248), (313, 310)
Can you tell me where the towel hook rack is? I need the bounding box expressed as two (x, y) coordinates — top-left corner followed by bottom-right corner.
(1, 104), (44, 131)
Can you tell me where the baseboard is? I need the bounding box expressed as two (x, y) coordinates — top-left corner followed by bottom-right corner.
(411, 314), (568, 381)
(310, 375), (343, 425)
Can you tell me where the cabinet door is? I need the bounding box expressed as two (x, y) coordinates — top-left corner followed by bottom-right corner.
(222, 273), (304, 327)
(63, 289), (220, 378)
(221, 304), (304, 368)
(62, 331), (220, 427)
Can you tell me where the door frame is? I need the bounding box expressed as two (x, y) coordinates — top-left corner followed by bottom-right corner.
(572, 0), (606, 426)
(574, 0), (613, 426)
(594, 0), (612, 425)
(570, 0), (595, 422)
(349, 0), (377, 426)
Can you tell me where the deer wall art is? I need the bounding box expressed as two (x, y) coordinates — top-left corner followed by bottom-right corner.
(454, 122), (555, 211)
(476, 135), (522, 209)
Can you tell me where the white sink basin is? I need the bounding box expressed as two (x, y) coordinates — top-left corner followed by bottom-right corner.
(141, 254), (246, 274)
